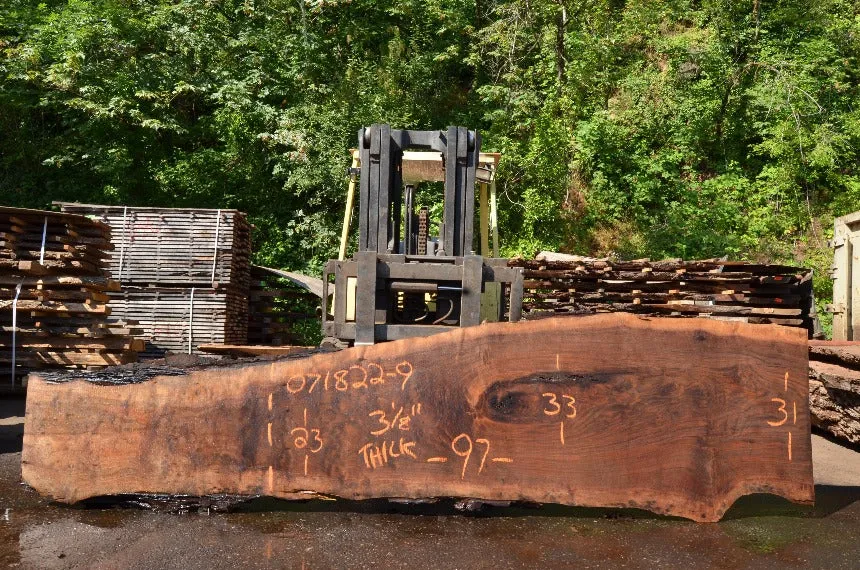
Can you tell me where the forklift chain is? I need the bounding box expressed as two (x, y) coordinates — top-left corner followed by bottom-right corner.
(417, 206), (429, 256)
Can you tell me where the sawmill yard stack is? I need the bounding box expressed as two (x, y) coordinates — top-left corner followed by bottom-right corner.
(56, 203), (251, 357)
(1, 207), (142, 386)
(247, 265), (317, 346)
(808, 341), (860, 447)
(510, 253), (816, 336)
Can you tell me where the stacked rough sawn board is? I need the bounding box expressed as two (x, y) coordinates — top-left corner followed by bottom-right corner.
(56, 203), (252, 357)
(808, 341), (860, 446)
(1, 207), (141, 383)
(510, 253), (815, 335)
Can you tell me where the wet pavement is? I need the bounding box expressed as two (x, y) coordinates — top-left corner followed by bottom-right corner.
(3, 396), (860, 569)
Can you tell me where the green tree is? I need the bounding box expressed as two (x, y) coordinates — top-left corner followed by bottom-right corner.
(2, 0), (858, 334)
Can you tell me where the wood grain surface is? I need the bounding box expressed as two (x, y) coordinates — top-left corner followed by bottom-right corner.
(22, 313), (814, 521)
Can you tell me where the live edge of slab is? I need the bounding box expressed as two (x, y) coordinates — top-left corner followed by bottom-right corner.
(21, 313), (813, 522)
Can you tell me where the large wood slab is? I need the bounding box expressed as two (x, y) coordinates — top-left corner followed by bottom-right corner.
(22, 314), (813, 521)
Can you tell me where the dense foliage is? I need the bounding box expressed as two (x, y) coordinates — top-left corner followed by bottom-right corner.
(2, 0), (858, 329)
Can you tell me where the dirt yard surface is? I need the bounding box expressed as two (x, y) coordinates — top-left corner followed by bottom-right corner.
(2, 396), (860, 569)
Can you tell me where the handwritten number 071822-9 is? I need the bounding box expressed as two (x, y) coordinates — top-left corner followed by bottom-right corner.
(286, 361), (415, 395)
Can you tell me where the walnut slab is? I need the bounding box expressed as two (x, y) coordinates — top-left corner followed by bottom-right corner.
(22, 313), (813, 521)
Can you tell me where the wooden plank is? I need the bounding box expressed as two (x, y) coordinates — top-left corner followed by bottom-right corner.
(0, 300), (109, 314)
(808, 361), (860, 445)
(1, 325), (108, 336)
(7, 258), (104, 275)
(0, 336), (144, 351)
(22, 314), (813, 522)
(54, 202), (245, 215)
(518, 255), (806, 275)
(198, 344), (315, 356)
(389, 151), (500, 184)
(0, 275), (119, 290)
(106, 285), (249, 355)
(1, 350), (136, 366)
(0, 287), (109, 302)
(527, 290), (802, 307)
(809, 340), (860, 368)
(808, 359), (860, 393)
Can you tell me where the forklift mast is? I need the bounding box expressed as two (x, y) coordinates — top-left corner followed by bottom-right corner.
(357, 125), (478, 257)
(322, 124), (523, 346)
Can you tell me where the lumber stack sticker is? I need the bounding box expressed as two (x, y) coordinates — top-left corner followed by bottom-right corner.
(22, 314), (814, 521)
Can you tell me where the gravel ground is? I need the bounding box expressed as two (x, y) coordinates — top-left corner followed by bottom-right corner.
(2, 397), (860, 569)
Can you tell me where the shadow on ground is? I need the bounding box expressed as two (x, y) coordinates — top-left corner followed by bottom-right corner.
(77, 483), (860, 524)
(0, 396), (24, 454)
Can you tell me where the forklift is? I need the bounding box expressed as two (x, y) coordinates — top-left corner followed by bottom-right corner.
(322, 125), (523, 346)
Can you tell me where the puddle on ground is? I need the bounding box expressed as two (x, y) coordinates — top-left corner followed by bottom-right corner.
(2, 472), (859, 568)
(2, 415), (860, 570)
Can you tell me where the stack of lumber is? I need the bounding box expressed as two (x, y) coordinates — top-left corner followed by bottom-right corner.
(808, 341), (860, 446)
(55, 203), (252, 288)
(509, 252), (815, 335)
(1, 207), (142, 384)
(108, 287), (248, 357)
(247, 265), (317, 346)
(56, 203), (252, 356)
